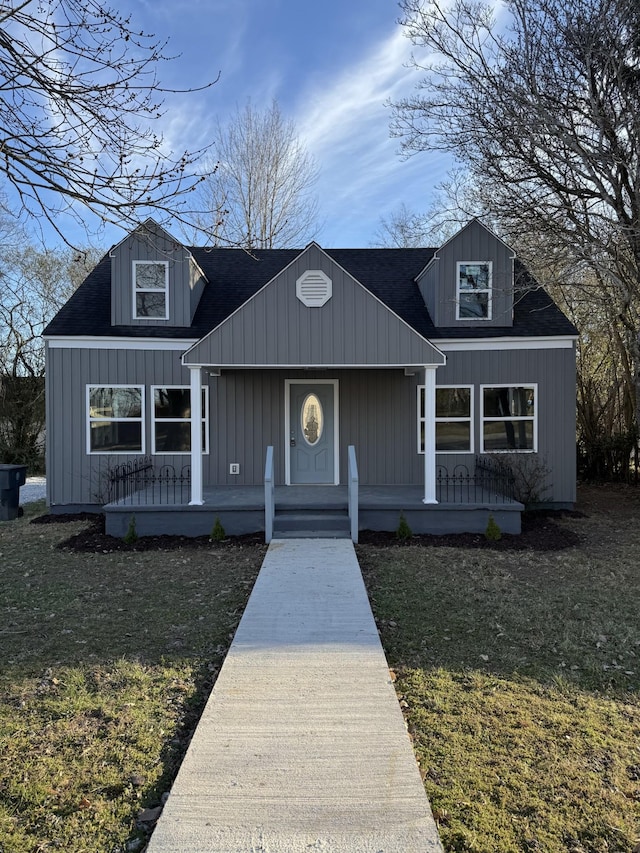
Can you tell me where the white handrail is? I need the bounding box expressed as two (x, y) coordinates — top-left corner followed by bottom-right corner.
(264, 445), (274, 543)
(347, 444), (359, 544)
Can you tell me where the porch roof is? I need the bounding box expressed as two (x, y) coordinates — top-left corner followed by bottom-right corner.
(182, 243), (445, 368)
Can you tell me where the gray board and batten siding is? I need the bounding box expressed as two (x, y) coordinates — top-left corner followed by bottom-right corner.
(183, 243), (445, 368)
(417, 219), (515, 328)
(110, 220), (207, 328)
(44, 217), (578, 514)
(45, 350), (576, 509)
(45, 347), (194, 509)
(435, 346), (576, 505)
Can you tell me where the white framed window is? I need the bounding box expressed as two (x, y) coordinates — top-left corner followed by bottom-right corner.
(151, 386), (209, 454)
(481, 385), (537, 452)
(418, 385), (473, 454)
(87, 385), (144, 454)
(133, 261), (169, 319)
(456, 261), (492, 320)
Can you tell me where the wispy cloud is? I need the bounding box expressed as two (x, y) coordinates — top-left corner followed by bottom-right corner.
(293, 27), (449, 245)
(295, 28), (415, 158)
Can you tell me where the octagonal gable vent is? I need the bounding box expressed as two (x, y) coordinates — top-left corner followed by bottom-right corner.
(296, 269), (332, 307)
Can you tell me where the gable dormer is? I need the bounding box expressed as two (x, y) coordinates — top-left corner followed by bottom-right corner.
(109, 219), (208, 328)
(416, 219), (516, 328)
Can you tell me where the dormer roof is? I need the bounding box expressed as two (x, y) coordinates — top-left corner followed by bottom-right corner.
(416, 218), (517, 281)
(43, 235), (577, 341)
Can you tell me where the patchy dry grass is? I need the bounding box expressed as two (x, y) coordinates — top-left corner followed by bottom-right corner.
(2, 487), (640, 853)
(358, 485), (640, 852)
(0, 502), (265, 853)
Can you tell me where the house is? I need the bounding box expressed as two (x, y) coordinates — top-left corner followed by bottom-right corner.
(43, 218), (577, 540)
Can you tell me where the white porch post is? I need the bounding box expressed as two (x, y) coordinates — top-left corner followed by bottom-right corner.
(423, 366), (438, 504)
(189, 365), (204, 506)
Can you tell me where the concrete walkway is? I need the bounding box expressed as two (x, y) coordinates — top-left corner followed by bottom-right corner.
(147, 539), (444, 853)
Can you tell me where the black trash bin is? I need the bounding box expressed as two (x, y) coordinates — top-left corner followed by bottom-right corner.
(0, 464), (28, 521)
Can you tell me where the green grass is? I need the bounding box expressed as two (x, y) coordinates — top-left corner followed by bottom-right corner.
(0, 501), (265, 853)
(358, 485), (640, 852)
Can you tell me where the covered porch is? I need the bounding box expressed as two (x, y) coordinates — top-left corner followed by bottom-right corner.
(103, 472), (523, 540)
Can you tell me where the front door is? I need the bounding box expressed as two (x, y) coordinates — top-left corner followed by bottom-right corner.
(288, 382), (337, 484)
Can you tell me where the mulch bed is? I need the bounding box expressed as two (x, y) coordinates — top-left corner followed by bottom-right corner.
(31, 508), (583, 552)
(357, 510), (583, 551)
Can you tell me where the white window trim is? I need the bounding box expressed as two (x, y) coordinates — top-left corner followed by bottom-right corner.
(150, 385), (209, 455)
(87, 384), (145, 455)
(480, 383), (538, 453)
(456, 261), (492, 321)
(132, 260), (169, 321)
(418, 384), (474, 455)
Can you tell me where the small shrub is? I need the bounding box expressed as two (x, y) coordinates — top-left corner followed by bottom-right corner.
(123, 514), (138, 545)
(485, 514), (502, 541)
(211, 517), (225, 542)
(397, 512), (412, 540)
(484, 453), (552, 508)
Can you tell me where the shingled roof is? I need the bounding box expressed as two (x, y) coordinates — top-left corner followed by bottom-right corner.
(43, 245), (577, 340)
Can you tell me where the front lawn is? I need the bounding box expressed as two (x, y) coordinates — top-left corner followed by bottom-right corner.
(358, 484), (640, 852)
(0, 504), (264, 853)
(1, 487), (638, 852)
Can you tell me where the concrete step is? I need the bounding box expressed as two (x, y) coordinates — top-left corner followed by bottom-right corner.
(273, 510), (350, 538)
(274, 529), (351, 539)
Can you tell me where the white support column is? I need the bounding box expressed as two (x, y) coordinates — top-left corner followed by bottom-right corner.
(189, 366), (204, 506)
(423, 366), (438, 504)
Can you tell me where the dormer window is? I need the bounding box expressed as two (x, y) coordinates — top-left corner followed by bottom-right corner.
(133, 261), (169, 319)
(457, 261), (492, 320)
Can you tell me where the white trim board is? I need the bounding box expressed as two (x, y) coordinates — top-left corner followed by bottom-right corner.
(417, 384), (475, 455)
(132, 260), (169, 321)
(437, 336), (576, 352)
(45, 335), (575, 354)
(480, 383), (538, 453)
(45, 337), (197, 351)
(181, 362), (445, 369)
(86, 384), (146, 456)
(150, 384), (210, 456)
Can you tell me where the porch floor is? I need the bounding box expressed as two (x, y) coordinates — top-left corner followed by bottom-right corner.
(104, 484), (523, 539)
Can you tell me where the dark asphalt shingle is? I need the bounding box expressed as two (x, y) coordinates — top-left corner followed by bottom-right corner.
(43, 246), (577, 340)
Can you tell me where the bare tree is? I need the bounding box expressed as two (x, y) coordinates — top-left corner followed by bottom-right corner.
(1, 242), (101, 376)
(194, 101), (320, 248)
(0, 223), (102, 466)
(373, 173), (482, 247)
(373, 203), (433, 247)
(391, 0), (640, 459)
(0, 0), (216, 243)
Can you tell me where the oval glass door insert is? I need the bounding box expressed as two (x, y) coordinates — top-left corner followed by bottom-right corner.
(301, 393), (323, 446)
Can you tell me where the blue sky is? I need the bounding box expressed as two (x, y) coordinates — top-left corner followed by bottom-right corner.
(47, 0), (452, 249)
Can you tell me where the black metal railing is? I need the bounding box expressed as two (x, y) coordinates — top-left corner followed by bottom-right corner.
(436, 459), (516, 504)
(475, 454), (517, 501)
(108, 457), (191, 505)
